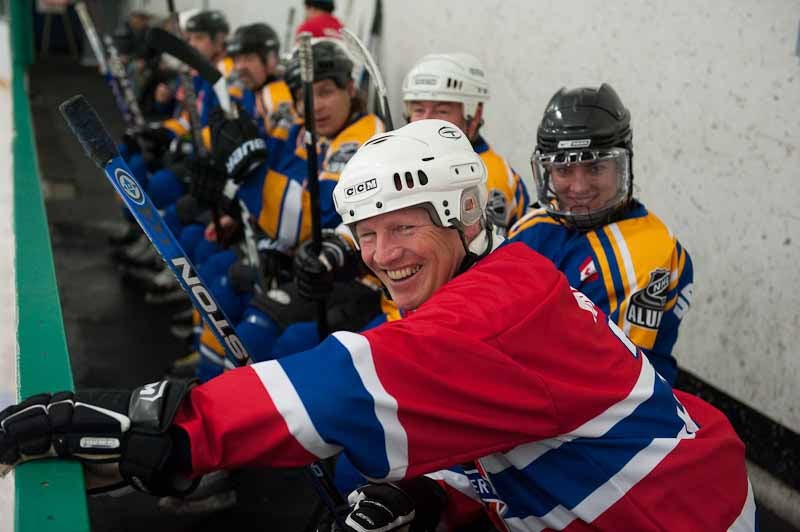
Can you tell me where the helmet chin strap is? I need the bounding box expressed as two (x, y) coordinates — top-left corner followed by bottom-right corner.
(455, 219), (493, 275)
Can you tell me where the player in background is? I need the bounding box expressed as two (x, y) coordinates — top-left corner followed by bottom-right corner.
(191, 39), (384, 379)
(509, 84), (693, 384)
(295, 0), (343, 39)
(0, 120), (753, 532)
(403, 53), (529, 234)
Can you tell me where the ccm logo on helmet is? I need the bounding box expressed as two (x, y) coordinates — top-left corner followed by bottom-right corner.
(344, 178), (378, 198)
(557, 139), (591, 149)
(438, 126), (462, 139)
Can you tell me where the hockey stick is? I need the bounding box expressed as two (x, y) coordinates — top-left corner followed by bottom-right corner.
(102, 35), (146, 130)
(61, 94), (349, 529)
(75, 1), (135, 131)
(340, 27), (393, 129)
(74, 2), (108, 75)
(60, 95), (248, 367)
(283, 6), (296, 56)
(298, 32), (330, 340)
(146, 27), (234, 117)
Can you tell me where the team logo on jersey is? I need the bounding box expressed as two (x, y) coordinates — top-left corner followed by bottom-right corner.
(626, 268), (670, 329)
(579, 256), (598, 283)
(557, 139), (591, 149)
(438, 126), (462, 139)
(115, 168), (145, 205)
(326, 142), (360, 173)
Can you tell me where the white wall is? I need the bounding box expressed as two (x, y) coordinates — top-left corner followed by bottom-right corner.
(0, 16), (16, 532)
(378, 0), (800, 433)
(123, 0), (800, 432)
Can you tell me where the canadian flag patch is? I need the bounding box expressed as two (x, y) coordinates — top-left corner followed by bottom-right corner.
(579, 257), (598, 283)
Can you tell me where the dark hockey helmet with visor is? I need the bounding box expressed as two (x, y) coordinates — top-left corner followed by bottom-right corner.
(226, 23), (280, 60)
(285, 39), (354, 98)
(532, 83), (633, 231)
(185, 10), (229, 38)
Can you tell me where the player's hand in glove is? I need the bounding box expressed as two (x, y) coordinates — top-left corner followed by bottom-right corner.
(0, 380), (196, 496)
(294, 230), (355, 301)
(209, 105), (267, 183)
(187, 156), (227, 209)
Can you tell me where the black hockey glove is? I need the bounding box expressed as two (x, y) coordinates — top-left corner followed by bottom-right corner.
(209, 105), (267, 183)
(187, 156), (228, 209)
(135, 126), (174, 163)
(257, 238), (294, 287)
(0, 380), (196, 496)
(294, 230), (355, 301)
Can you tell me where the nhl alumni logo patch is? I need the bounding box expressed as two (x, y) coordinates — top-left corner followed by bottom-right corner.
(626, 269), (670, 329)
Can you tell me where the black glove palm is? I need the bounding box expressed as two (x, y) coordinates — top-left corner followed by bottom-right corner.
(187, 156), (228, 208)
(294, 230), (355, 301)
(209, 105), (268, 183)
(135, 126), (173, 163)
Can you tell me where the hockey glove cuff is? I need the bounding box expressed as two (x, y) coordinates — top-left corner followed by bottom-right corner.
(0, 379), (196, 496)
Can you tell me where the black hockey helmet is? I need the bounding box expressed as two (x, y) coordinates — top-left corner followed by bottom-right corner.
(532, 84), (634, 231)
(185, 10), (229, 38)
(285, 39), (353, 96)
(227, 23), (280, 60)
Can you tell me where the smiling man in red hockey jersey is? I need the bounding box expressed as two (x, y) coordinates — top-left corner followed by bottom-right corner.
(0, 120), (754, 531)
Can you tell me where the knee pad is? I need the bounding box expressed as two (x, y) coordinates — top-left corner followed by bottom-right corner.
(147, 168), (185, 209)
(236, 307), (282, 363)
(179, 224), (206, 263)
(271, 321), (321, 358)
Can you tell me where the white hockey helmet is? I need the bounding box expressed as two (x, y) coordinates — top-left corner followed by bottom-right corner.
(333, 119), (487, 232)
(402, 53), (490, 120)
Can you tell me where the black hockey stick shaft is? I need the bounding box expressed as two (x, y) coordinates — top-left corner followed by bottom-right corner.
(298, 33), (329, 340)
(145, 27), (234, 117)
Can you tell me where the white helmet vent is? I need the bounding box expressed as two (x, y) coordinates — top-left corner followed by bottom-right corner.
(392, 170), (429, 192)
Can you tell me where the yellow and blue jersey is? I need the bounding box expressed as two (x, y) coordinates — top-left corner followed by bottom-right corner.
(474, 136), (529, 231)
(508, 201), (693, 383)
(254, 113), (384, 251)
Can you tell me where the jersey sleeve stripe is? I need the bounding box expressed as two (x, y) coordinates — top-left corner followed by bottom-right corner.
(483, 355), (655, 475)
(587, 229), (621, 314)
(485, 360), (696, 523)
(333, 331), (410, 480)
(728, 480), (756, 532)
(606, 223), (639, 335)
(277, 178), (303, 249)
(425, 468), (481, 501)
(252, 361), (342, 459)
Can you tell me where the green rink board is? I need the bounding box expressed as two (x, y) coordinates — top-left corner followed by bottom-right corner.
(10, 0), (90, 530)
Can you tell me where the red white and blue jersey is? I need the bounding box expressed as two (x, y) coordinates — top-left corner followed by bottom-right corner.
(175, 242), (753, 531)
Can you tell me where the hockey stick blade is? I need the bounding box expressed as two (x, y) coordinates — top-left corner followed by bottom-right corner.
(340, 28), (393, 129)
(146, 27), (221, 84)
(146, 27), (233, 115)
(59, 95), (251, 368)
(59, 95), (119, 168)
